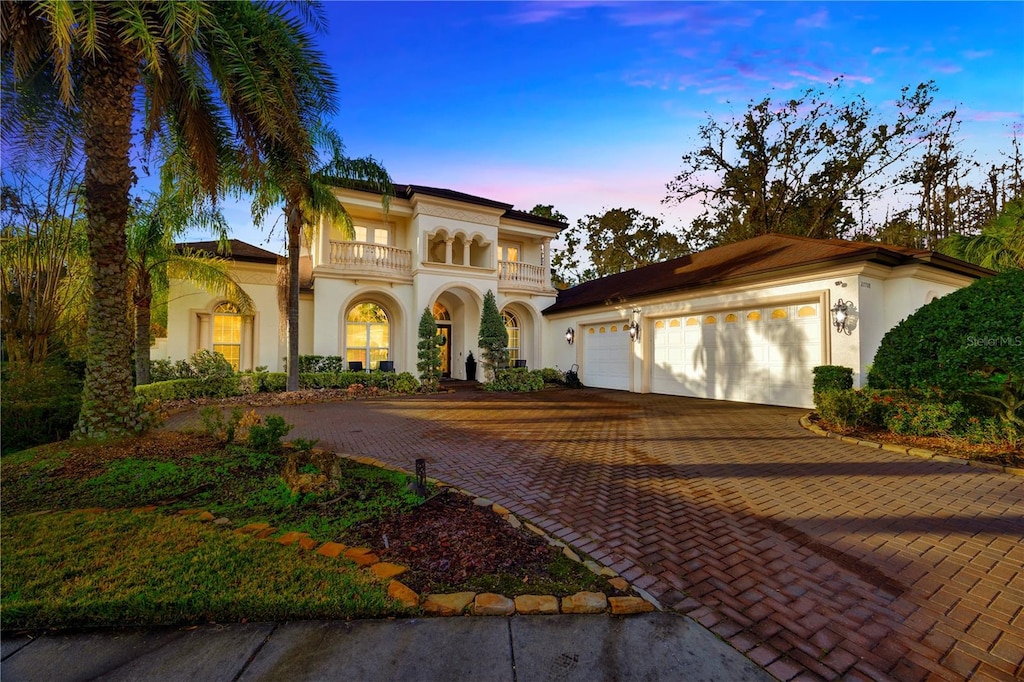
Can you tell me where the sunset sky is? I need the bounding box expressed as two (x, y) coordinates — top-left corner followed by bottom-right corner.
(214, 1), (1024, 249)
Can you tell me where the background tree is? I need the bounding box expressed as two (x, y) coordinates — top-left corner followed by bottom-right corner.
(416, 307), (442, 390)
(938, 198), (1024, 272)
(478, 290), (508, 381)
(665, 80), (951, 249)
(0, 147), (88, 363)
(126, 192), (254, 385)
(2, 1), (335, 438)
(551, 208), (689, 286)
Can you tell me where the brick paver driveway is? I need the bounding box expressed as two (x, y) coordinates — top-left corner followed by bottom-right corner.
(176, 387), (1024, 681)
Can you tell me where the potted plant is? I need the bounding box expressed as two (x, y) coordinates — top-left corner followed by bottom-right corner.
(465, 351), (477, 381)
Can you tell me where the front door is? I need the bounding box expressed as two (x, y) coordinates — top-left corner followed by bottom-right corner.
(437, 324), (452, 378)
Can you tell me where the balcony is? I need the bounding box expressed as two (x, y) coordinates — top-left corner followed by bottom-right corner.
(498, 260), (551, 292)
(327, 241), (413, 281)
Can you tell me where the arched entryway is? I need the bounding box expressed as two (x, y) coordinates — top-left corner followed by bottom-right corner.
(428, 284), (484, 380)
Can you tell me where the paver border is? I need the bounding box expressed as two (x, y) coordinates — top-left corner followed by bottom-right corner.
(798, 413), (1024, 477)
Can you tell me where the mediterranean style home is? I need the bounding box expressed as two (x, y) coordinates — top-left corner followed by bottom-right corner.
(156, 184), (990, 409)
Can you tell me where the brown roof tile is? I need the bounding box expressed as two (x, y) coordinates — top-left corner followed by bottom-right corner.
(177, 239), (280, 264)
(544, 234), (988, 314)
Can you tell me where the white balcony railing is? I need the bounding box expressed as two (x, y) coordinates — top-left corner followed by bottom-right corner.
(328, 241), (412, 278)
(498, 260), (549, 290)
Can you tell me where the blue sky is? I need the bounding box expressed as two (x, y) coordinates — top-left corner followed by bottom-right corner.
(220, 1), (1024, 250)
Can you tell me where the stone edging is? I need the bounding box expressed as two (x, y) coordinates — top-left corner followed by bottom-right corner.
(799, 414), (1024, 478)
(338, 451), (661, 616)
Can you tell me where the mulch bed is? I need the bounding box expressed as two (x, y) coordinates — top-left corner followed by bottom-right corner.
(811, 416), (1022, 467)
(352, 491), (560, 594)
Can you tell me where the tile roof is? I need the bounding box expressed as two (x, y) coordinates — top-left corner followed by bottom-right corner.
(543, 234), (991, 315)
(177, 239), (280, 264)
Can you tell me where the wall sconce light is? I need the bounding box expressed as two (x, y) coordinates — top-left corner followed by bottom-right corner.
(628, 321), (640, 341)
(831, 298), (852, 335)
(565, 327), (575, 345)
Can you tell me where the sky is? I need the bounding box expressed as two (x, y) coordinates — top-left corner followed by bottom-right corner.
(213, 1), (1024, 251)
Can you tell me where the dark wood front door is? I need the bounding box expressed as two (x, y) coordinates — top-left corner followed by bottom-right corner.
(437, 324), (452, 378)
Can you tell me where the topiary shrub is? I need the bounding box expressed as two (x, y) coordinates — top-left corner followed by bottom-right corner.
(416, 308), (442, 390)
(869, 269), (1024, 432)
(478, 290), (508, 381)
(813, 389), (874, 431)
(812, 365), (854, 394)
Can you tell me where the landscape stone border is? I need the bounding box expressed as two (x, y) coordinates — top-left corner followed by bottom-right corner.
(799, 414), (1024, 477)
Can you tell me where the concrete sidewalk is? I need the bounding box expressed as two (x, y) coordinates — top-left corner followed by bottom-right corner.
(1, 613), (770, 682)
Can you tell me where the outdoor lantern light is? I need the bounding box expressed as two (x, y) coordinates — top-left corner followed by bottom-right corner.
(628, 309), (641, 342)
(565, 327), (575, 345)
(831, 298), (851, 334)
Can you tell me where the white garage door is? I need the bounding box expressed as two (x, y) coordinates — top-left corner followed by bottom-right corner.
(582, 322), (632, 391)
(651, 303), (822, 408)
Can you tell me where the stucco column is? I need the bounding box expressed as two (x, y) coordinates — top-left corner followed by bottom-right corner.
(445, 237), (454, 264)
(463, 239), (472, 266)
(542, 237), (552, 274)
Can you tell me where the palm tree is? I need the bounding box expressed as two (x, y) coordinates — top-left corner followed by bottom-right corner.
(939, 198), (1024, 272)
(127, 193), (254, 386)
(250, 127), (392, 391)
(2, 2), (335, 438)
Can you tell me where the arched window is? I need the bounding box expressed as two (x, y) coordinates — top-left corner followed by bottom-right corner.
(213, 303), (242, 370)
(502, 310), (520, 365)
(346, 303), (390, 370)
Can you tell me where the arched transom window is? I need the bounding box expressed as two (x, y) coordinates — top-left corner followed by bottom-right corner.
(346, 303), (390, 370)
(213, 303), (242, 370)
(502, 310), (520, 365)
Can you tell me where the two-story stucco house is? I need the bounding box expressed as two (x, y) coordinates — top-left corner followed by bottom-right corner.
(156, 183), (989, 409)
(156, 184), (565, 380)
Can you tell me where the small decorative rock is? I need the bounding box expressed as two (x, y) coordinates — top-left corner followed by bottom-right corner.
(422, 592), (475, 616)
(297, 537), (319, 551)
(609, 596), (655, 615)
(370, 562), (408, 579)
(506, 516), (522, 529)
(235, 522), (270, 535)
(213, 517), (232, 526)
(491, 503), (510, 516)
(388, 581), (419, 608)
(195, 511), (215, 522)
(177, 508), (203, 517)
(608, 577), (629, 592)
(344, 548), (379, 566)
(599, 567), (617, 578)
(561, 591), (608, 614)
(583, 560), (603, 574)
(132, 506), (157, 514)
(472, 497), (493, 507)
(524, 523), (545, 536)
(473, 593), (515, 616)
(514, 595), (559, 615)
(562, 547), (581, 562)
(316, 542), (348, 558)
(276, 531), (310, 546)
(254, 527), (277, 539)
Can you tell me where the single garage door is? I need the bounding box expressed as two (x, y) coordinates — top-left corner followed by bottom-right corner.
(582, 322), (632, 391)
(651, 303), (822, 408)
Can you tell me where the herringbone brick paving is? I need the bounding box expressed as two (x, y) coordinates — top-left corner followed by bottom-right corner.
(168, 387), (1024, 681)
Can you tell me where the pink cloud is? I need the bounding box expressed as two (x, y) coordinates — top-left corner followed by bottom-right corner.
(962, 49), (993, 60)
(611, 4), (762, 33)
(932, 62), (963, 74)
(504, 1), (605, 25)
(959, 108), (1023, 123)
(795, 9), (828, 29)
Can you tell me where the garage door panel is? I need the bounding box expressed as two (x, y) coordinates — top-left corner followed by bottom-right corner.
(583, 324), (631, 391)
(651, 305), (820, 408)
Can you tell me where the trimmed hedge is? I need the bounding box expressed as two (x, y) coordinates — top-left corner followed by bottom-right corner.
(812, 365), (854, 393)
(135, 377), (240, 402)
(137, 370), (421, 400)
(484, 368), (545, 392)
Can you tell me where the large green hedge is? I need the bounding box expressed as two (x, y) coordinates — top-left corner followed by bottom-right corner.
(869, 269), (1024, 394)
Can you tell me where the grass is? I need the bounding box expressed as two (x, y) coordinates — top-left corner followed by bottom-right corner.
(1, 510), (401, 630)
(1, 427), (610, 630)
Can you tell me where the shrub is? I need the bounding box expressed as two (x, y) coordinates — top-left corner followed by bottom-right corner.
(478, 290), (508, 381)
(812, 365), (854, 393)
(537, 367), (565, 385)
(0, 362), (82, 452)
(484, 368), (544, 392)
(188, 349), (235, 380)
(299, 355), (348, 373)
(248, 414), (293, 453)
(884, 398), (967, 437)
(149, 359), (177, 383)
(869, 270), (1024, 396)
(814, 389), (874, 431)
(135, 377), (240, 401)
(261, 373), (288, 392)
(416, 308), (442, 390)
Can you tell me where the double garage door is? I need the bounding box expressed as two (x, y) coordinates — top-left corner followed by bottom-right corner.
(583, 303), (823, 408)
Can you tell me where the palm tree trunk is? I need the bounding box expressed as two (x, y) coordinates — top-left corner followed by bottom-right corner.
(76, 41), (139, 438)
(286, 200), (302, 392)
(135, 289), (152, 386)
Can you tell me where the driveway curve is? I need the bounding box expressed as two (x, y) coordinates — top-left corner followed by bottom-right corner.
(170, 387), (1024, 681)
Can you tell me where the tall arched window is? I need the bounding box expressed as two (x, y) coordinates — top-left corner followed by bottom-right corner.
(213, 303), (242, 370)
(502, 310), (520, 365)
(346, 303), (390, 370)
